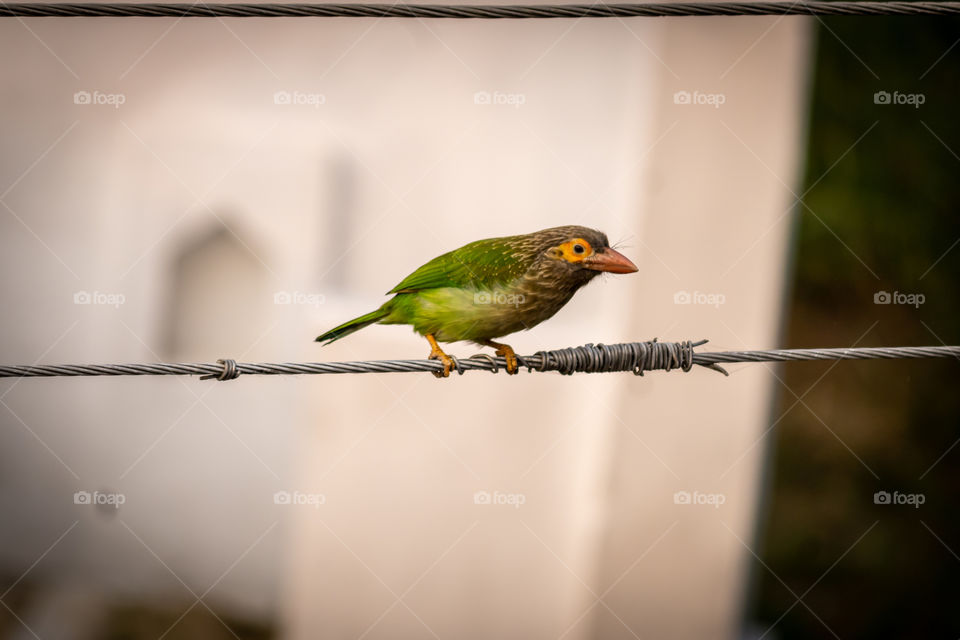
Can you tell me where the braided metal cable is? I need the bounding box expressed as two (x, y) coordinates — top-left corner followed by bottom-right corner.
(3, 1), (960, 18)
(1, 341), (958, 381)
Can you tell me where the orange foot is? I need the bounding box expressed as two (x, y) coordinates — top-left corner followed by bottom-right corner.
(480, 339), (519, 375)
(426, 333), (455, 378)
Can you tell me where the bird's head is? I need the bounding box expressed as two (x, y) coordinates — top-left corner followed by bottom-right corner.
(532, 226), (638, 286)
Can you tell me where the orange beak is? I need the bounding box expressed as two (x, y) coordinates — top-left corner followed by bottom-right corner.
(583, 247), (638, 274)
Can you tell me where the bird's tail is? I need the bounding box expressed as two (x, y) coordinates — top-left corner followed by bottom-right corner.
(315, 305), (390, 345)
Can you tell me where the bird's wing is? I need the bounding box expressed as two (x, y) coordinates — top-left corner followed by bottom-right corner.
(387, 237), (533, 294)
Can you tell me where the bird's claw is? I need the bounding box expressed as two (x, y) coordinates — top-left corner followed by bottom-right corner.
(429, 351), (455, 378)
(426, 333), (455, 378)
(495, 345), (519, 375)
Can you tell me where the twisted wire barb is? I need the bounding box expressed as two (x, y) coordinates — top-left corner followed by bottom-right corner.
(3, 1), (960, 18)
(1, 341), (958, 381)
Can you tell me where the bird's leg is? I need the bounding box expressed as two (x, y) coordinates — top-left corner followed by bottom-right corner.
(425, 334), (455, 378)
(479, 339), (519, 375)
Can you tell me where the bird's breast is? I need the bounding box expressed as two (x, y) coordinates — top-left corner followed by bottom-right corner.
(406, 277), (581, 342)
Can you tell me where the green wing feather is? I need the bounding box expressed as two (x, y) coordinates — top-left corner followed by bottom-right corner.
(387, 237), (533, 294)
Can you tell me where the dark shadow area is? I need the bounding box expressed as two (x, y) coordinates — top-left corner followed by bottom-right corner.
(0, 577), (274, 640)
(750, 16), (960, 639)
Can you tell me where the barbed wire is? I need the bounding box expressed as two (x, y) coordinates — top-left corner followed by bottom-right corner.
(1, 341), (957, 381)
(3, 1), (960, 19)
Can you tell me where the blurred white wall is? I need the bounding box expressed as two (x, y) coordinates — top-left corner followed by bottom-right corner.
(0, 12), (810, 640)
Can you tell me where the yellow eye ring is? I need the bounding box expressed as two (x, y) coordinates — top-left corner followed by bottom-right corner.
(555, 238), (593, 263)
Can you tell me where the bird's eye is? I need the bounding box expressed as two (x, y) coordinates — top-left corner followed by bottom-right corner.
(573, 244), (585, 255)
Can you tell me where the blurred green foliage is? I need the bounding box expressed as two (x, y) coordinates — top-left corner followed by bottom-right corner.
(751, 16), (960, 639)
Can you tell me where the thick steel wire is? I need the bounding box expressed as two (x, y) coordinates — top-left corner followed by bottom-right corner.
(3, 1), (960, 18)
(1, 341), (958, 380)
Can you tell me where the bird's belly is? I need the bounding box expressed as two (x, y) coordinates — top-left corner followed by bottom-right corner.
(406, 286), (571, 342)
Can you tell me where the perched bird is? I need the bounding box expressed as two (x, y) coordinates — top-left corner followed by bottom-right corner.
(315, 225), (638, 377)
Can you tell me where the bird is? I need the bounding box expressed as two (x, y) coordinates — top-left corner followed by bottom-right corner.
(315, 225), (638, 377)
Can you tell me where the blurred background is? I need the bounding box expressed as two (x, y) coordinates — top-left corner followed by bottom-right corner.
(0, 8), (956, 640)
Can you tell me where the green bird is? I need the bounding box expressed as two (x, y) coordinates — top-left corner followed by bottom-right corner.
(315, 225), (638, 377)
